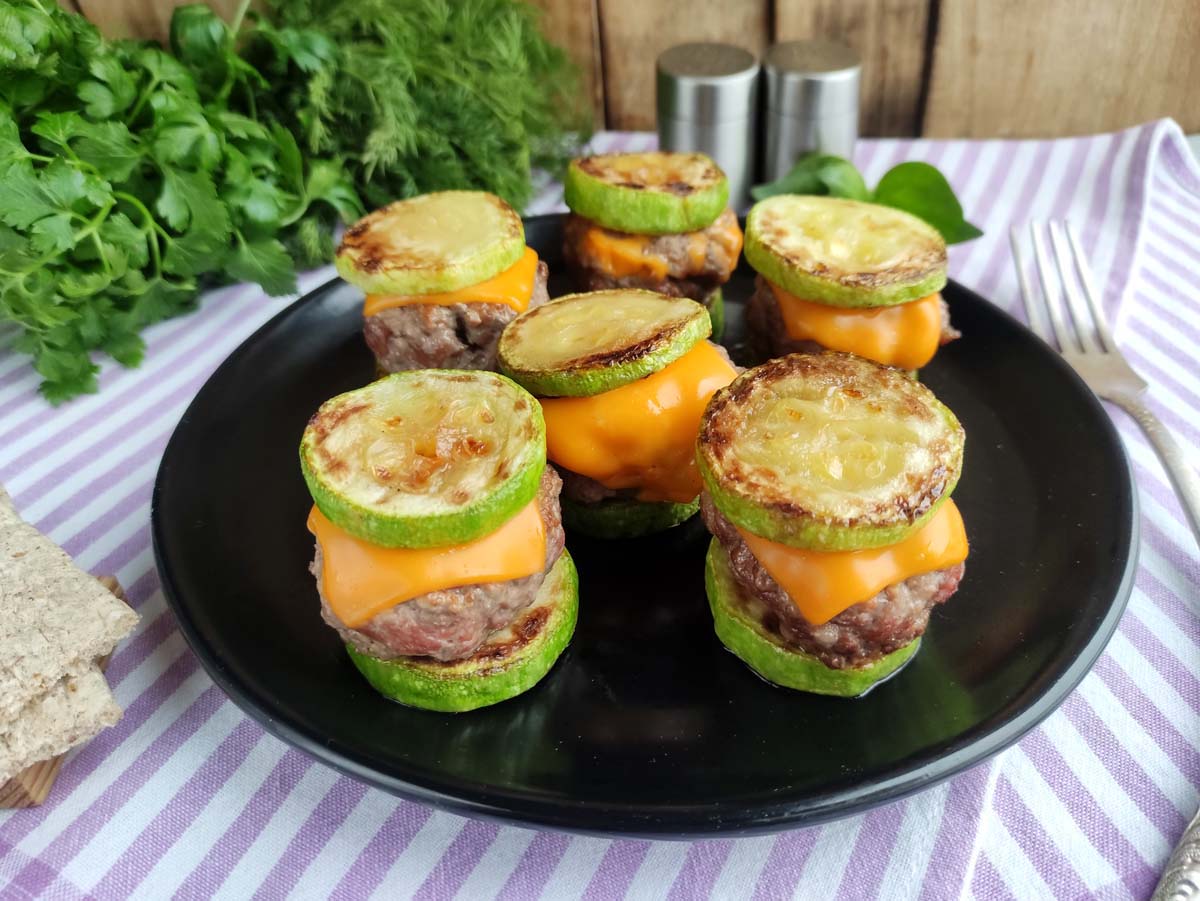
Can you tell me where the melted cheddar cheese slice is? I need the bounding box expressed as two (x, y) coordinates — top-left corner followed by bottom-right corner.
(540, 341), (737, 503)
(578, 217), (743, 281)
(738, 499), (968, 625)
(364, 247), (540, 316)
(307, 501), (546, 628)
(769, 282), (943, 370)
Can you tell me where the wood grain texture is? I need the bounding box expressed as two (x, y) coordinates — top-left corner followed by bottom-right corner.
(774, 0), (932, 137)
(74, 0), (246, 41)
(530, 0), (605, 128)
(923, 0), (1200, 137)
(597, 0), (770, 130)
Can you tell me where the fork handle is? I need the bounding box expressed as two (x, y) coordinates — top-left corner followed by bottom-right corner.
(1111, 394), (1200, 549)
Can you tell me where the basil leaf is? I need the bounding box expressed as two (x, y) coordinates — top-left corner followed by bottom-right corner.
(751, 153), (869, 202)
(872, 162), (982, 245)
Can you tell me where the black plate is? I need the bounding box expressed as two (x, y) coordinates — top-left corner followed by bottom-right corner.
(153, 215), (1137, 836)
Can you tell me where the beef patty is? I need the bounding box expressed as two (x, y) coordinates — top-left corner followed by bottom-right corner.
(701, 493), (963, 669)
(563, 209), (740, 301)
(313, 468), (566, 663)
(745, 275), (960, 363)
(364, 260), (550, 373)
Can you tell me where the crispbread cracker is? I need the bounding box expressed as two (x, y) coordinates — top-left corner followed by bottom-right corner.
(0, 488), (138, 722)
(0, 665), (120, 784)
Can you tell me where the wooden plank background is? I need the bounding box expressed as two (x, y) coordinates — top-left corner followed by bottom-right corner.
(71, 0), (1200, 137)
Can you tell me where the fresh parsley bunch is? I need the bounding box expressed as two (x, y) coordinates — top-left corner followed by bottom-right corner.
(0, 1), (361, 403)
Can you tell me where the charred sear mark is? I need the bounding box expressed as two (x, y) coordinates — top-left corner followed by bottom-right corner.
(430, 604), (550, 670)
(664, 180), (695, 196)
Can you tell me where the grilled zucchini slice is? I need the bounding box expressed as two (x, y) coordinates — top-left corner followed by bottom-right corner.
(300, 370), (545, 548)
(498, 290), (711, 397)
(564, 152), (729, 235)
(698, 352), (964, 551)
(348, 549), (578, 712)
(744, 196), (947, 308)
(706, 540), (918, 697)
(336, 191), (525, 296)
(562, 496), (699, 539)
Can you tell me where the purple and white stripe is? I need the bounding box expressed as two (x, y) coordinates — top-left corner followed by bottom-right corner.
(1, 123), (1197, 900)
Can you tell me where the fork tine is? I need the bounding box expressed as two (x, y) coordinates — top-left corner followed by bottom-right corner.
(1029, 223), (1078, 352)
(1009, 226), (1053, 343)
(1048, 222), (1102, 354)
(1064, 221), (1117, 353)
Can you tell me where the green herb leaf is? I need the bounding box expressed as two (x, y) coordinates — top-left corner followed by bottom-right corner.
(226, 236), (296, 296)
(872, 162), (983, 244)
(751, 153), (869, 202)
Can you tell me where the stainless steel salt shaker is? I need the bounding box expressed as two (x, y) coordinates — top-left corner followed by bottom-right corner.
(762, 40), (861, 180)
(656, 43), (760, 211)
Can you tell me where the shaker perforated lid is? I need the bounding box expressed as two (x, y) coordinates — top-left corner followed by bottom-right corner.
(763, 40), (860, 119)
(656, 43), (760, 124)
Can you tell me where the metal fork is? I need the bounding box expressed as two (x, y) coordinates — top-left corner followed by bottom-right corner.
(1011, 221), (1200, 901)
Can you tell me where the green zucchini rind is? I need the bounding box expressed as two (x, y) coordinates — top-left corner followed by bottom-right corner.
(698, 352), (963, 551)
(706, 540), (918, 697)
(335, 191), (525, 296)
(561, 496), (699, 539)
(564, 152), (729, 235)
(348, 549), (578, 712)
(498, 290), (711, 398)
(705, 288), (725, 342)
(744, 195), (947, 308)
(300, 370), (546, 548)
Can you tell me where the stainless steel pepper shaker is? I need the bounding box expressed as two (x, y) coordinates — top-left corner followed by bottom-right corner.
(656, 43), (760, 211)
(762, 40), (861, 180)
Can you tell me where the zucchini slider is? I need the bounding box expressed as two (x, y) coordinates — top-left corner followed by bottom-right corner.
(498, 289), (737, 538)
(697, 353), (968, 697)
(744, 196), (959, 370)
(562, 151), (743, 339)
(300, 370), (577, 712)
(336, 191), (548, 373)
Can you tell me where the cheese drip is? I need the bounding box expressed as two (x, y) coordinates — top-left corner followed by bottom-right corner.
(307, 500), (547, 628)
(539, 341), (737, 503)
(769, 282), (944, 370)
(737, 499), (968, 626)
(364, 247), (539, 316)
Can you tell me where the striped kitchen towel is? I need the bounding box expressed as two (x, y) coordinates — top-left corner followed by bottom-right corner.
(0, 120), (1196, 900)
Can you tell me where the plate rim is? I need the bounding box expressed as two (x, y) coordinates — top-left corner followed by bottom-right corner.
(152, 213), (1139, 837)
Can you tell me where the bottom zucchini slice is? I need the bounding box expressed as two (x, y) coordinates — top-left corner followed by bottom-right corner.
(705, 540), (919, 697)
(347, 550), (578, 712)
(562, 496), (699, 539)
(498, 290), (711, 397)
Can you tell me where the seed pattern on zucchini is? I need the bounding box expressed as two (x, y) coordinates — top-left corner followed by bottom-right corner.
(706, 540), (918, 697)
(336, 191), (525, 296)
(744, 196), (947, 308)
(498, 290), (711, 397)
(564, 152), (729, 235)
(698, 352), (964, 551)
(300, 370), (546, 548)
(348, 549), (578, 712)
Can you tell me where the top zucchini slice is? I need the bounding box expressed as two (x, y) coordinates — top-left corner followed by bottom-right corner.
(564, 152), (729, 235)
(698, 352), (964, 551)
(497, 289), (711, 397)
(300, 370), (546, 548)
(336, 191), (525, 296)
(744, 196), (947, 308)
